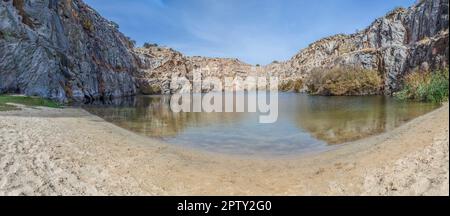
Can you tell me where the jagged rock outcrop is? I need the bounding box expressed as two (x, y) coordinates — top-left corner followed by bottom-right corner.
(266, 0), (449, 94)
(0, 0), (138, 102)
(134, 45), (260, 94)
(134, 45), (187, 94)
(134, 0), (448, 95)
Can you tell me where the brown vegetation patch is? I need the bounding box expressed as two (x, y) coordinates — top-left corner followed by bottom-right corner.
(306, 66), (383, 96)
(279, 79), (303, 92)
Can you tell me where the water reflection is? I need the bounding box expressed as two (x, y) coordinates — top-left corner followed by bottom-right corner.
(294, 96), (438, 144)
(83, 94), (438, 155)
(84, 95), (247, 137)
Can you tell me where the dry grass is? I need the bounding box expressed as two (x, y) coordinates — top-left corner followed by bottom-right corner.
(306, 66), (382, 96)
(279, 79), (303, 92)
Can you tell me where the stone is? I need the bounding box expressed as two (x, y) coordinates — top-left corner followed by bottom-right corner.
(0, 0), (138, 103)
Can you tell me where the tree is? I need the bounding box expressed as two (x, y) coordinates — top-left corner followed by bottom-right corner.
(143, 43), (158, 48)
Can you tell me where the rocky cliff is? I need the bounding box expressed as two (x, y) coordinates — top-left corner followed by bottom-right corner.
(266, 0), (449, 93)
(135, 0), (448, 95)
(1, 0), (448, 101)
(0, 0), (138, 102)
(134, 45), (258, 94)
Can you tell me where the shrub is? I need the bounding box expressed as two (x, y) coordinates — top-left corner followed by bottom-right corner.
(143, 43), (158, 48)
(81, 18), (93, 32)
(394, 68), (449, 103)
(306, 66), (382, 96)
(279, 79), (303, 92)
(140, 83), (162, 95)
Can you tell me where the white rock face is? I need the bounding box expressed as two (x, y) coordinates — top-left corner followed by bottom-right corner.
(134, 45), (266, 94)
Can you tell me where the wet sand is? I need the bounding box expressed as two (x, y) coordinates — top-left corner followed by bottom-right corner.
(0, 103), (448, 195)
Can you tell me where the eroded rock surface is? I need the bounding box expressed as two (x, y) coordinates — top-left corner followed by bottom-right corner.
(266, 0), (449, 93)
(0, 0), (138, 102)
(135, 0), (448, 95)
(134, 45), (260, 94)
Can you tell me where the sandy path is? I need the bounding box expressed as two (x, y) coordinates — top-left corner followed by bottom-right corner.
(0, 103), (448, 195)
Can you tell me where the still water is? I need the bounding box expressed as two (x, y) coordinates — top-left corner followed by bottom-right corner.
(84, 93), (439, 156)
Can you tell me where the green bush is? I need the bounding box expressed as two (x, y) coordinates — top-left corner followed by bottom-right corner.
(395, 68), (449, 103)
(306, 66), (382, 96)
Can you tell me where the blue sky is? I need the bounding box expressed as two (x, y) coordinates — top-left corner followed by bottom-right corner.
(85, 0), (415, 65)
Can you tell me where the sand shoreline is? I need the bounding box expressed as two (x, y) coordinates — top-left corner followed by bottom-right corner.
(0, 103), (448, 195)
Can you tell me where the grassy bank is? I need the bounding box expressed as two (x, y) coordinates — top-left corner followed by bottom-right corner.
(0, 95), (61, 111)
(395, 68), (449, 103)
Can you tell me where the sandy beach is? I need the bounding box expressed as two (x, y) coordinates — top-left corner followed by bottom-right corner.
(0, 103), (448, 196)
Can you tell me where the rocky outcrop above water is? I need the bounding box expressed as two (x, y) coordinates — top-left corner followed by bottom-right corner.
(135, 0), (448, 95)
(134, 45), (187, 94)
(134, 45), (259, 94)
(1, 0), (448, 100)
(267, 0), (449, 94)
(0, 0), (138, 102)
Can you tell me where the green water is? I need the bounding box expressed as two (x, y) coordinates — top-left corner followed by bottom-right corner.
(84, 93), (439, 156)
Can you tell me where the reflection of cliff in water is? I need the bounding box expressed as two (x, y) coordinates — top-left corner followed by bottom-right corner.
(83, 93), (439, 155)
(294, 96), (438, 144)
(84, 95), (246, 137)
